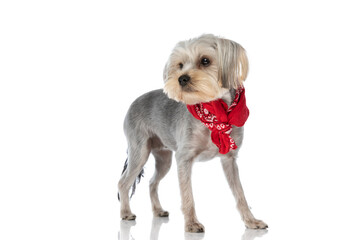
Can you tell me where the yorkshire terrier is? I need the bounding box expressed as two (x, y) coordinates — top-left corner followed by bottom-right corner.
(118, 34), (267, 232)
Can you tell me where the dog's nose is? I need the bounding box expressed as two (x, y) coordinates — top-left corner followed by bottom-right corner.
(178, 75), (190, 86)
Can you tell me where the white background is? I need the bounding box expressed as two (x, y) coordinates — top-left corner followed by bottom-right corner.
(1, 0), (360, 240)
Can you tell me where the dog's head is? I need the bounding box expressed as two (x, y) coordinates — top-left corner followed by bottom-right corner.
(163, 34), (248, 105)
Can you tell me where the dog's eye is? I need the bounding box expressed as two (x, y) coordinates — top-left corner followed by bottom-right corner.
(179, 63), (183, 69)
(201, 58), (210, 66)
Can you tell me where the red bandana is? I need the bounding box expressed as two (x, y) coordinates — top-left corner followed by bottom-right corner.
(186, 88), (249, 154)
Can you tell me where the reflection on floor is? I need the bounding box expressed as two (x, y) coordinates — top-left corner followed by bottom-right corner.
(118, 217), (268, 240)
(241, 229), (268, 240)
(150, 217), (169, 240)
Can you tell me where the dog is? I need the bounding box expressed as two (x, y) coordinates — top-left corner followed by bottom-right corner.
(118, 34), (267, 233)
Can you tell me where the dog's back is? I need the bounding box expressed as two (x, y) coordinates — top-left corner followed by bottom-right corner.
(124, 89), (194, 152)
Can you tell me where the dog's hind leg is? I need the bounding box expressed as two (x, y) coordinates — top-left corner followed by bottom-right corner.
(221, 156), (268, 229)
(118, 139), (151, 220)
(149, 149), (172, 217)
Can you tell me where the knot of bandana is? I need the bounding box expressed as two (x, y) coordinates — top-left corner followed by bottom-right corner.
(186, 88), (249, 154)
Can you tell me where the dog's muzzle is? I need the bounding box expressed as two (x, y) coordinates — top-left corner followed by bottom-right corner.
(178, 74), (190, 86)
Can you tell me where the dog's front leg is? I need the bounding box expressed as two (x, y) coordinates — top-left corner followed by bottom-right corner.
(176, 157), (205, 233)
(221, 156), (268, 229)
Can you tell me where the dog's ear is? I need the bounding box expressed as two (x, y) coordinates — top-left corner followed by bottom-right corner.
(216, 38), (249, 89)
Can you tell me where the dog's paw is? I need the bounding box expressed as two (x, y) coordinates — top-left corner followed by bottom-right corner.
(121, 212), (136, 221)
(185, 221), (205, 233)
(245, 219), (268, 229)
(155, 210), (169, 217)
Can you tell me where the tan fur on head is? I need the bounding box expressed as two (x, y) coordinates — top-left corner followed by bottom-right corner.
(163, 34), (249, 104)
(164, 67), (222, 105)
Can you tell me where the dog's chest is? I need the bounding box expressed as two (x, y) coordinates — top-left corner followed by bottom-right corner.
(190, 123), (243, 162)
(191, 124), (223, 162)
(195, 146), (219, 161)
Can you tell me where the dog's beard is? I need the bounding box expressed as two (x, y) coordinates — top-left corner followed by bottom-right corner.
(164, 70), (222, 105)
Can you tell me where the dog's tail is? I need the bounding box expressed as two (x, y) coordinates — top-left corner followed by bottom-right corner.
(118, 156), (144, 201)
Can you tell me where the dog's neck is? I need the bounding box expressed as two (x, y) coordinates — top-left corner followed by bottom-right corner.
(220, 88), (237, 107)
